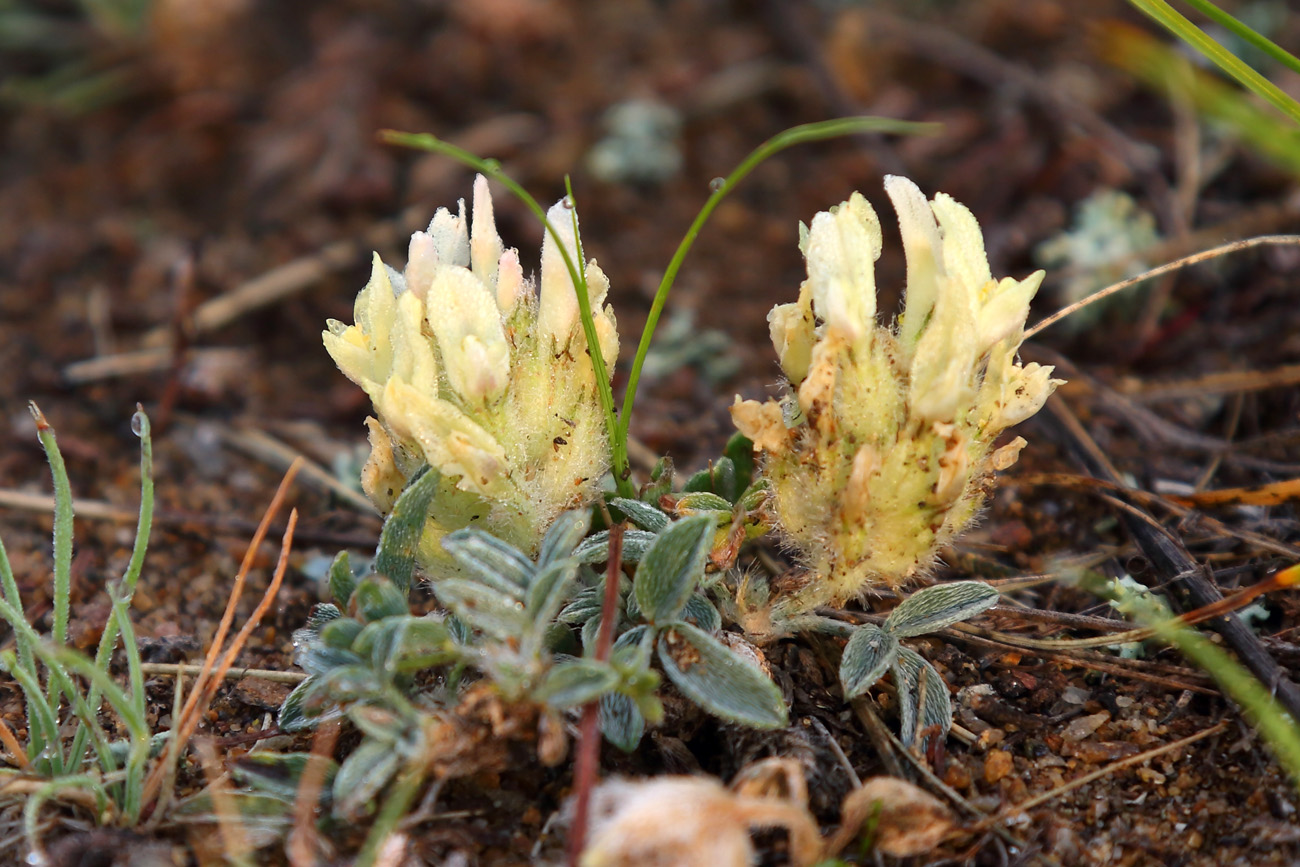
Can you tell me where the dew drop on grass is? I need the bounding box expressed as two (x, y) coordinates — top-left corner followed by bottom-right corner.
(709, 177), (725, 193)
(130, 411), (145, 438)
(26, 851), (49, 866)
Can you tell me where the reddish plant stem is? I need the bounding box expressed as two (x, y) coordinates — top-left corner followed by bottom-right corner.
(567, 522), (625, 867)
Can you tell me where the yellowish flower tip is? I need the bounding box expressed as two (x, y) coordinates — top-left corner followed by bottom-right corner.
(324, 176), (619, 564)
(732, 176), (1064, 617)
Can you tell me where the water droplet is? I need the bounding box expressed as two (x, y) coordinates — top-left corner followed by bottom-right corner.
(562, 196), (575, 210)
(26, 850), (49, 866)
(709, 177), (726, 193)
(130, 411), (146, 438)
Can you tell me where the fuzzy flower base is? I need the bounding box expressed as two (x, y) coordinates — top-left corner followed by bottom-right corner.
(732, 176), (1062, 617)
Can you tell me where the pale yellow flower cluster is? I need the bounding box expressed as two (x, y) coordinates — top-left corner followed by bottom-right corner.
(732, 176), (1062, 615)
(324, 176), (618, 567)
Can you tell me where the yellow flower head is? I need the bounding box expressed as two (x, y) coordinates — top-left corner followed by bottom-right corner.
(732, 176), (1062, 615)
(325, 176), (618, 568)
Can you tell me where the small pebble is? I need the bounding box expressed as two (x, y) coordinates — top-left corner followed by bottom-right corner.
(1063, 711), (1110, 742)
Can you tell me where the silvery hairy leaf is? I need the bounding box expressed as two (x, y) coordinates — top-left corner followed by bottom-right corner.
(526, 558), (580, 630)
(440, 527), (533, 598)
(573, 528), (657, 564)
(536, 510), (592, 569)
(634, 515), (713, 625)
(535, 659), (621, 709)
(333, 739), (401, 820)
(839, 623), (900, 699)
(609, 497), (671, 533)
(434, 579), (529, 640)
(352, 575), (409, 623)
(680, 592), (722, 633)
(885, 581), (999, 638)
(656, 621), (787, 729)
(374, 466), (441, 593)
(893, 645), (953, 746)
(600, 692), (645, 753)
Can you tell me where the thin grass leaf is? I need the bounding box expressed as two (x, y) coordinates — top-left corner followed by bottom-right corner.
(656, 622), (787, 729)
(1179, 0), (1300, 76)
(615, 117), (938, 454)
(839, 624), (900, 699)
(1127, 0), (1300, 126)
(374, 466), (440, 592)
(29, 403), (73, 649)
(884, 581), (999, 638)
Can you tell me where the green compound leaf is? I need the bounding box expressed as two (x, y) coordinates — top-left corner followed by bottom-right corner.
(374, 466), (441, 593)
(656, 622), (787, 729)
(634, 515), (712, 625)
(609, 498), (671, 533)
(535, 659), (621, 709)
(893, 646), (953, 747)
(839, 624), (900, 699)
(885, 581), (999, 638)
(441, 527), (533, 599)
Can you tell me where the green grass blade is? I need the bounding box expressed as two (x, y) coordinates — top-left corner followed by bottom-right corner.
(1094, 573), (1300, 790)
(29, 402), (74, 648)
(1127, 0), (1300, 126)
(69, 409), (154, 774)
(1178, 0), (1300, 78)
(0, 650), (63, 775)
(0, 537), (34, 674)
(616, 117), (939, 449)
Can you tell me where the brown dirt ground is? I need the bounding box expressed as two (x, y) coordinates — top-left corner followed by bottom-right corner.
(2, 0), (1300, 864)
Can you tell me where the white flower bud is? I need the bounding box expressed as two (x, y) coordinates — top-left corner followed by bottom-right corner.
(538, 199), (583, 346)
(425, 266), (510, 402)
(470, 174), (504, 292)
(804, 191), (880, 342)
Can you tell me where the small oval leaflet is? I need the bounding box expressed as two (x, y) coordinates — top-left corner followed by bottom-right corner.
(885, 580), (999, 638)
(656, 622), (786, 729)
(839, 624), (900, 699)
